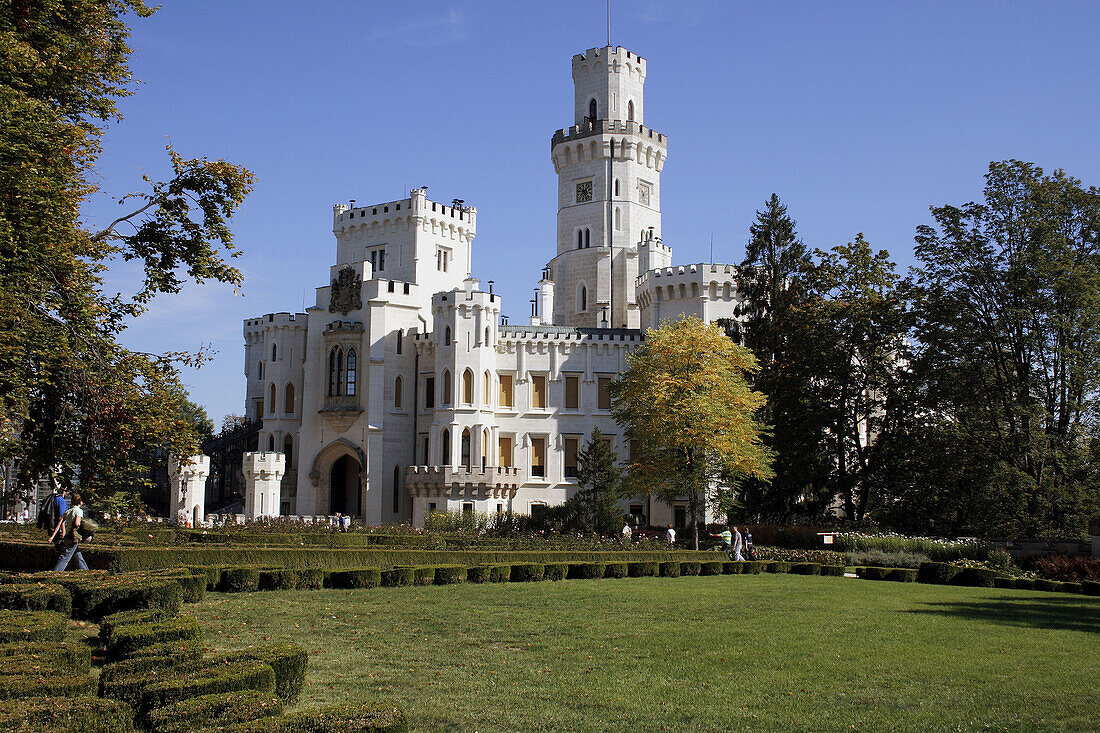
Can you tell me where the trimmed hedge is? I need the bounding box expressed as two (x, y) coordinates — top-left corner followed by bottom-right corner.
(766, 561), (791, 574)
(1014, 578), (1035, 590)
(855, 566), (890, 581)
(993, 576), (1015, 589)
(680, 561), (702, 577)
(722, 561), (743, 575)
(0, 695), (135, 732)
(659, 561), (680, 578)
(433, 565), (466, 585)
(741, 561), (764, 575)
(139, 658), (277, 716)
(1034, 578), (1063, 592)
(886, 568), (918, 582)
(1061, 582), (1081, 594)
(66, 575), (182, 621)
(99, 654), (195, 703)
(568, 562), (605, 580)
(224, 644), (308, 703)
(125, 639), (205, 663)
(544, 563), (567, 581)
(327, 568), (381, 589)
(107, 616), (204, 658)
(211, 701), (407, 733)
(0, 583), (72, 615)
(488, 565), (512, 583)
(381, 567), (415, 587)
(820, 564), (845, 577)
(0, 641), (90, 674)
(951, 567), (996, 588)
(699, 560), (724, 576)
(629, 561), (659, 577)
(100, 608), (172, 642)
(790, 562), (822, 576)
(411, 566), (436, 586)
(143, 570), (206, 603)
(510, 563), (545, 582)
(0, 672), (95, 700)
(1082, 580), (1100, 596)
(917, 562), (959, 585)
(146, 690), (283, 733)
(466, 566), (490, 584)
(0, 610), (66, 643)
(220, 567), (261, 593)
(187, 565), (224, 591)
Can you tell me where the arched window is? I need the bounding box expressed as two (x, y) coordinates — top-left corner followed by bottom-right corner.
(588, 98), (597, 121)
(460, 428), (471, 469)
(441, 429), (450, 466)
(627, 99), (634, 121)
(483, 371), (491, 406)
(442, 370), (452, 404)
(482, 428), (490, 468)
(392, 465), (401, 514)
(271, 343), (277, 362)
(615, 207), (621, 230)
(485, 326), (491, 346)
(614, 179), (620, 197)
(585, 228), (590, 247)
(396, 331), (403, 354)
(258, 361), (263, 380)
(328, 347), (342, 396)
(267, 434), (275, 451)
(444, 326), (452, 346)
(577, 230), (583, 249)
(284, 383), (295, 414)
(462, 369), (474, 404)
(283, 435), (294, 469)
(394, 376), (403, 408)
(346, 349), (357, 396)
(268, 383), (276, 414)
(579, 284), (588, 312)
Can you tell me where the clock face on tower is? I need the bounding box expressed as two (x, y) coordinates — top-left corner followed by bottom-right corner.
(575, 181), (593, 203)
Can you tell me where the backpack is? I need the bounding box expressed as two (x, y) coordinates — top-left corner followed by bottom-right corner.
(36, 494), (58, 532)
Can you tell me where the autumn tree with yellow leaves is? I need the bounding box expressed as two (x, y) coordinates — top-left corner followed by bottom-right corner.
(609, 316), (773, 548)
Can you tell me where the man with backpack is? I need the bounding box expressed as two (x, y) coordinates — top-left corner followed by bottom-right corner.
(37, 478), (67, 541)
(49, 493), (90, 571)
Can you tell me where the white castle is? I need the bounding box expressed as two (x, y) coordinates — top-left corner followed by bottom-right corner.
(236, 46), (748, 528)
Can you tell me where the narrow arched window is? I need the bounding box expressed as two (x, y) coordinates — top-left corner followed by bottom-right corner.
(461, 428), (471, 468)
(271, 343), (277, 361)
(577, 230), (583, 249)
(588, 98), (597, 121)
(627, 100), (634, 121)
(485, 326), (491, 345)
(268, 434), (275, 451)
(483, 371), (491, 406)
(615, 207), (621, 231)
(284, 383), (295, 414)
(585, 228), (591, 247)
(392, 465), (401, 513)
(442, 370), (452, 404)
(269, 383), (276, 414)
(441, 428), (451, 466)
(482, 428), (490, 468)
(283, 434), (294, 469)
(444, 326), (452, 346)
(462, 368), (474, 404)
(345, 349), (356, 396)
(328, 347), (341, 396)
(258, 361), (264, 380)
(396, 331), (403, 354)
(614, 179), (620, 197)
(580, 285), (587, 312)
(394, 376), (403, 408)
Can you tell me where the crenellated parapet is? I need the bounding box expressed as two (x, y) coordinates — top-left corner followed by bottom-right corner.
(242, 451), (285, 519)
(405, 465), (524, 499)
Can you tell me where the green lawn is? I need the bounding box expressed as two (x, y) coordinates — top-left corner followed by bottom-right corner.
(190, 575), (1100, 732)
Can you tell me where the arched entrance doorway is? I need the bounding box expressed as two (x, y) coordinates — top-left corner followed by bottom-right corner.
(329, 454), (361, 516)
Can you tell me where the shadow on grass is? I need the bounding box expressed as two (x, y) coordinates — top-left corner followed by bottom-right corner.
(906, 595), (1100, 633)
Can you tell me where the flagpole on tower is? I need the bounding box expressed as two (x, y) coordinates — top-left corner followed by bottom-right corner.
(607, 0), (611, 47)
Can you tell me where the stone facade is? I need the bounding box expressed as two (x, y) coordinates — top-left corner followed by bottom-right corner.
(240, 46), (748, 529)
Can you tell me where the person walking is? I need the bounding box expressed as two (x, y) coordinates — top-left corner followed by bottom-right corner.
(731, 525), (745, 562)
(621, 521), (633, 541)
(710, 526), (733, 557)
(49, 493), (89, 572)
(744, 529), (754, 560)
(665, 524), (676, 544)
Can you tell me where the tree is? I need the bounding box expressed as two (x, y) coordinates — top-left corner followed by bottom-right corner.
(610, 316), (773, 549)
(907, 160), (1100, 536)
(735, 195), (831, 520)
(0, 2), (254, 501)
(574, 427), (627, 534)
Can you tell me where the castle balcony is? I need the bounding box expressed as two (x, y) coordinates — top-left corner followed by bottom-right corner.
(404, 465), (524, 500)
(551, 118), (667, 148)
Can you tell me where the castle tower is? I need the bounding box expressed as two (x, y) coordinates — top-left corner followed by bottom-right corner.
(546, 46), (669, 329)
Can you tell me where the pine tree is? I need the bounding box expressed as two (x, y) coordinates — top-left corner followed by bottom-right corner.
(574, 427), (626, 535)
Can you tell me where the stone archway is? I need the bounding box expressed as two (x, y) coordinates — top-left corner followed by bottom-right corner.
(309, 438), (367, 517)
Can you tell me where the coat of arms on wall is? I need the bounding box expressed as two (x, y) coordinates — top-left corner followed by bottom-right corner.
(329, 266), (362, 314)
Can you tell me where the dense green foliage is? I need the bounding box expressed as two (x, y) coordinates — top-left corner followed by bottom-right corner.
(0, 695), (134, 732)
(145, 690), (283, 733)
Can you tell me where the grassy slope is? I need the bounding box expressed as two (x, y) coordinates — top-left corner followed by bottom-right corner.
(191, 575), (1100, 732)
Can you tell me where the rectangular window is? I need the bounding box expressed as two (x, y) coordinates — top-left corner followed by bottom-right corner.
(396, 331), (402, 354)
(597, 376), (612, 410)
(425, 377), (435, 408)
(530, 437), (546, 477)
(532, 375), (547, 410)
(564, 375), (580, 410)
(498, 436), (513, 467)
(462, 502), (474, 514)
(564, 437), (579, 478)
(499, 374), (514, 408)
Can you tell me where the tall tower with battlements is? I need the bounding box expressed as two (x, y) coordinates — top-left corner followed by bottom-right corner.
(544, 46), (670, 329)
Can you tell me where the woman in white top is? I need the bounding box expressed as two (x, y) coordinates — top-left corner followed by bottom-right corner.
(49, 493), (89, 571)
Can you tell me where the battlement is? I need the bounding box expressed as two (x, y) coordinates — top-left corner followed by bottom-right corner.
(551, 118), (666, 148)
(572, 46), (646, 75)
(242, 451), (285, 478)
(244, 312), (307, 334)
(334, 189), (476, 233)
(432, 280), (500, 312)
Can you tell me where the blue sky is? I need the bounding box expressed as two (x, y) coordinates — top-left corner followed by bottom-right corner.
(86, 1), (1100, 426)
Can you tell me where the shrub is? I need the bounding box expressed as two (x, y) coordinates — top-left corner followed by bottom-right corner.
(510, 563), (545, 582)
(0, 583), (72, 616)
(820, 564), (845, 577)
(186, 566), (224, 591)
(680, 561), (701, 576)
(488, 565), (512, 583)
(1034, 578), (1063, 592)
(755, 547), (848, 566)
(68, 576), (182, 620)
(100, 608), (172, 642)
(993, 576), (1016, 589)
(328, 568), (381, 589)
(0, 696), (135, 732)
(146, 690), (283, 733)
(1023, 554), (1100, 583)
(220, 567), (262, 593)
(790, 563), (822, 576)
(1014, 578), (1035, 590)
(259, 570), (298, 591)
(433, 565), (466, 585)
(832, 532), (998, 562)
(1061, 582), (1081, 594)
(297, 569), (325, 590)
(0, 641), (90, 673)
(213, 701), (407, 733)
(1082, 580), (1100, 596)
(628, 561), (659, 577)
(466, 566), (490, 584)
(886, 568), (918, 582)
(844, 550), (930, 570)
(163, 573), (206, 603)
(568, 562), (605, 580)
(124, 640), (205, 663)
(658, 561), (681, 578)
(0, 610), (66, 643)
(855, 567), (890, 581)
(411, 566), (436, 586)
(544, 563), (568, 581)
(722, 561), (744, 575)
(108, 617), (205, 658)
(951, 568), (996, 588)
(917, 562), (959, 585)
(604, 562), (629, 579)
(740, 561), (764, 575)
(381, 567), (414, 587)
(99, 654), (195, 700)
(766, 561), (791, 574)
(139, 658), (277, 716)
(224, 644), (308, 703)
(0, 672), (95, 699)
